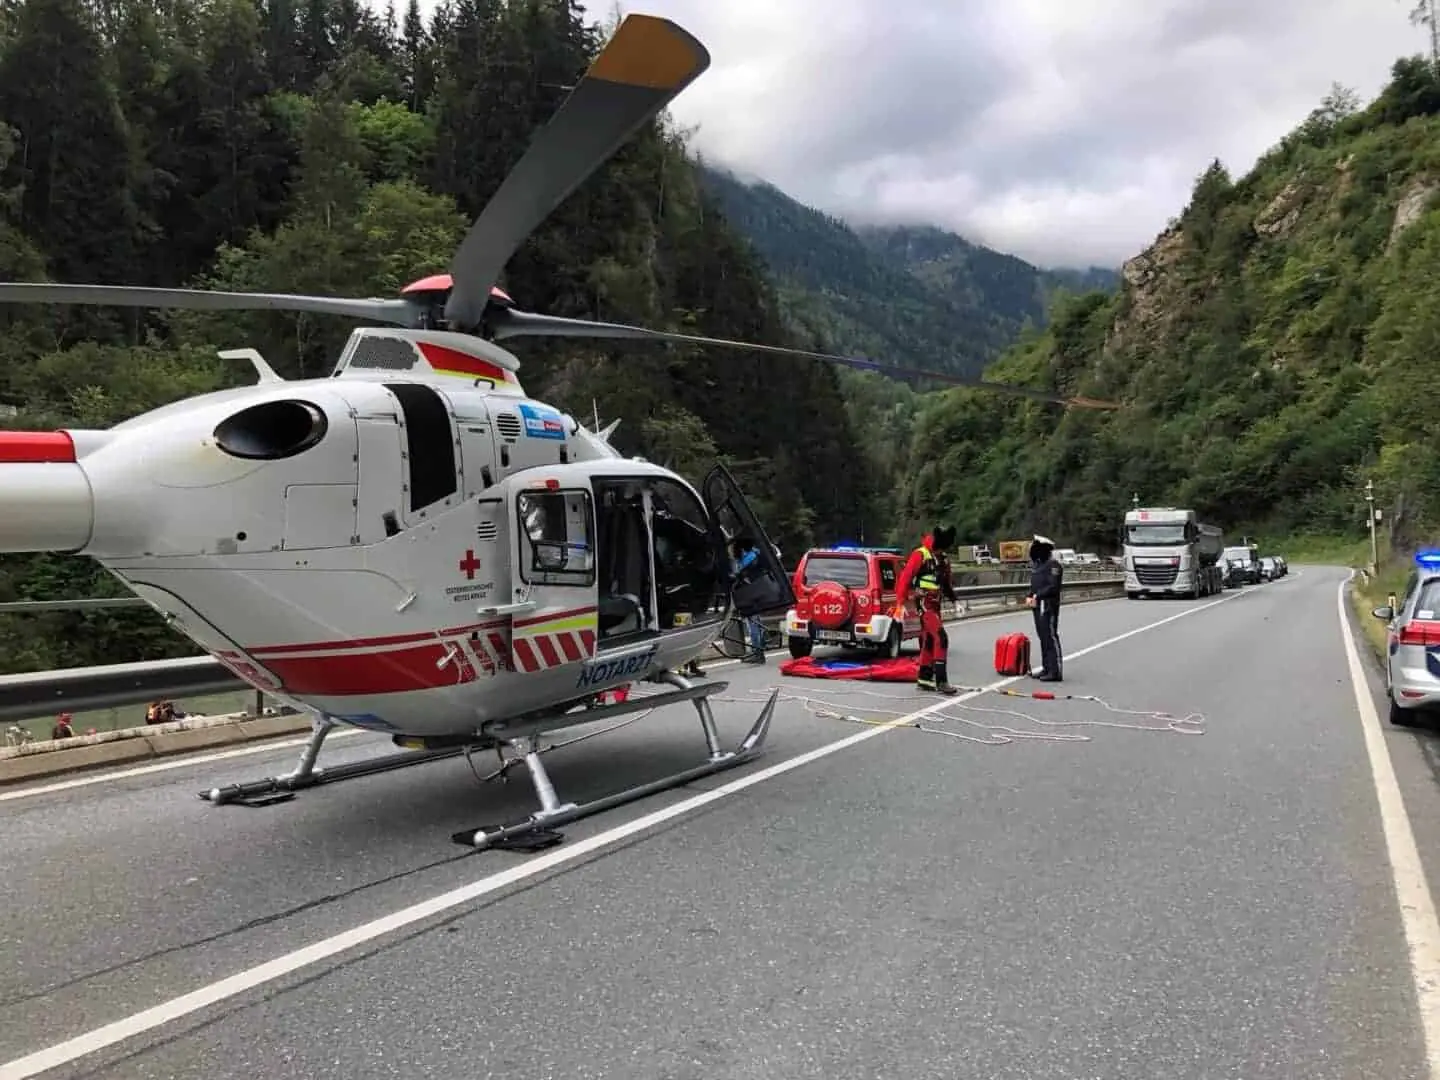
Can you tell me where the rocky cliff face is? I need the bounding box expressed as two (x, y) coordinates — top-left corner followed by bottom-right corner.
(897, 56), (1440, 549)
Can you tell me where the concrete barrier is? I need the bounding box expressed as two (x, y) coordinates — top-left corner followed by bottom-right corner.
(0, 711), (313, 785)
(1, 585), (1126, 788)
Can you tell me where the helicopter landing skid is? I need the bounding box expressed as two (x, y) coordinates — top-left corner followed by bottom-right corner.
(451, 675), (780, 853)
(197, 716), (470, 808)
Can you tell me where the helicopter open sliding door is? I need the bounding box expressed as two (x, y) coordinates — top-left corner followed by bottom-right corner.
(702, 462), (795, 618)
(384, 383), (460, 526)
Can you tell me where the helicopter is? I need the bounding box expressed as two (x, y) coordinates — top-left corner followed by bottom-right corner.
(0, 12), (1118, 852)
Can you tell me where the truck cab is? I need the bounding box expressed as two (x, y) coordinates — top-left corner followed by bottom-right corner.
(1122, 507), (1226, 599)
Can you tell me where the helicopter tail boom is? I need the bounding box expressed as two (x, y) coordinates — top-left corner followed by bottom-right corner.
(0, 433), (94, 553)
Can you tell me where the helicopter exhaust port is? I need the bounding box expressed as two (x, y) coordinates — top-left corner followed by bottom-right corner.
(0, 431), (95, 554)
(212, 399), (329, 461)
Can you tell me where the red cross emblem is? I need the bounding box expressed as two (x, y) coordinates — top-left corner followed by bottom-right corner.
(459, 549), (481, 580)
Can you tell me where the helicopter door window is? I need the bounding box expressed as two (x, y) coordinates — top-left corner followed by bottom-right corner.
(593, 482), (656, 641)
(516, 489), (595, 587)
(701, 463), (796, 619)
(647, 477), (725, 629)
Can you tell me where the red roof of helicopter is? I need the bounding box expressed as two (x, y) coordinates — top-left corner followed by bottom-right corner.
(401, 274), (514, 307)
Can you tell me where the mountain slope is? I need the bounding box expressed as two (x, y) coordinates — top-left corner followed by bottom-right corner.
(696, 163), (1118, 381)
(856, 223), (1119, 329)
(896, 58), (1440, 550)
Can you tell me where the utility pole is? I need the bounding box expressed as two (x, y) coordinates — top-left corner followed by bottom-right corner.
(1365, 478), (1380, 574)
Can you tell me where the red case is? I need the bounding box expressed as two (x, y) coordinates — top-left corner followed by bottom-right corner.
(994, 632), (1031, 676)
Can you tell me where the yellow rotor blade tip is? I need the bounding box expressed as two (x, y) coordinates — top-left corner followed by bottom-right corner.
(587, 14), (711, 91)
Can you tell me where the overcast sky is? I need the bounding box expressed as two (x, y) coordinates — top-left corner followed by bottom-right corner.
(403, 1), (1425, 269)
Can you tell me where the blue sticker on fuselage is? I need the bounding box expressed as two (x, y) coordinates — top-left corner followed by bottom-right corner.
(517, 402), (566, 441)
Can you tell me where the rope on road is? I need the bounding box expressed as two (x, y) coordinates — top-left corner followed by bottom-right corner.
(709, 684), (1206, 747)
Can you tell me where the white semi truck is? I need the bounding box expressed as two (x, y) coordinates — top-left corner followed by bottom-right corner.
(1122, 507), (1226, 599)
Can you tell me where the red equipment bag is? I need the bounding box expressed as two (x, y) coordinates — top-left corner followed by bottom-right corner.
(994, 632), (1031, 677)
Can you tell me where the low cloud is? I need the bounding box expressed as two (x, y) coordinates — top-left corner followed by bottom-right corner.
(573, 0), (1424, 268)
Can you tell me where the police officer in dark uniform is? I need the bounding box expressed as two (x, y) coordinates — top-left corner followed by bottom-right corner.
(1025, 534), (1064, 681)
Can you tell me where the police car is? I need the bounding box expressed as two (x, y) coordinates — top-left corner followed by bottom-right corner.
(1371, 550), (1440, 726)
(782, 545), (920, 659)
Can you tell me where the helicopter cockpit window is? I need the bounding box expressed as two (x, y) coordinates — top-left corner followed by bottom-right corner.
(516, 489), (595, 587)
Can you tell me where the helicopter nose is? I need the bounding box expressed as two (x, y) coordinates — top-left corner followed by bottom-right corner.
(0, 431), (96, 553)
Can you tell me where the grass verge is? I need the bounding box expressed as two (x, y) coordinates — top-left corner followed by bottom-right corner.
(1348, 556), (1411, 663)
(1269, 533), (1374, 566)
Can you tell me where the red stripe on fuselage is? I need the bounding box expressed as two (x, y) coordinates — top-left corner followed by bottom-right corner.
(0, 431), (75, 463)
(512, 638), (539, 672)
(261, 642), (477, 695)
(247, 620), (507, 657)
(416, 341), (510, 383)
(557, 633), (581, 663)
(536, 635), (562, 667)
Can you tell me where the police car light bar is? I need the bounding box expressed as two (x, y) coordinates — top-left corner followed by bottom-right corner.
(1415, 549), (1440, 570)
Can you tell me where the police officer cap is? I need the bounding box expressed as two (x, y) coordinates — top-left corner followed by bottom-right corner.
(1032, 534), (1054, 546)
(932, 525), (956, 551)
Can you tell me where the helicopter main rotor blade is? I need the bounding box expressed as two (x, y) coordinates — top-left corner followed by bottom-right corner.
(443, 14), (710, 331)
(489, 308), (1122, 410)
(0, 283), (422, 325)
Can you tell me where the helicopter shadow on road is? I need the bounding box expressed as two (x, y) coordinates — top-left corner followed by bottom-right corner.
(0, 711), (767, 1017)
(243, 710), (755, 848)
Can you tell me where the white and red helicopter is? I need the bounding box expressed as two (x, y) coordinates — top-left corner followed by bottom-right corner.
(0, 13), (1115, 850)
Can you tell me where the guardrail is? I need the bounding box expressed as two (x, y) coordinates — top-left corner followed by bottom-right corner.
(0, 573), (1124, 722)
(0, 598), (149, 613)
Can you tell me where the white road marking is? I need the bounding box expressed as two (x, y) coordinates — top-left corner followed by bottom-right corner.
(0, 587), (1243, 1080)
(0, 601), (1088, 803)
(1337, 573), (1440, 1077)
(0, 730), (364, 804)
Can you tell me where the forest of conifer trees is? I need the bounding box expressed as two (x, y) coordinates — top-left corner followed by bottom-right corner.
(0, 0), (890, 673)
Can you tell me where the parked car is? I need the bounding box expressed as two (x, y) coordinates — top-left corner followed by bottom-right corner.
(1371, 550), (1440, 727)
(781, 545), (918, 659)
(1259, 556), (1278, 581)
(1222, 546), (1260, 585)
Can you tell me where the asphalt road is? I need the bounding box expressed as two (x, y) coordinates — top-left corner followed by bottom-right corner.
(2, 566), (1436, 1079)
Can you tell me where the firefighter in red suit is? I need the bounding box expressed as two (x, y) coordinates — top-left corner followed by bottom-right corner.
(894, 525), (960, 695)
